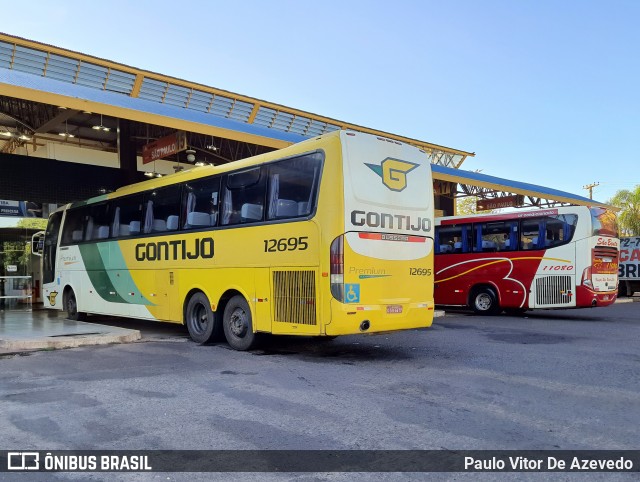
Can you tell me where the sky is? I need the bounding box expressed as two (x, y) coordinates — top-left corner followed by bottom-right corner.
(2, 0), (639, 204)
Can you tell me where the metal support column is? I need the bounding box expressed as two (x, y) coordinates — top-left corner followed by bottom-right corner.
(117, 119), (139, 186)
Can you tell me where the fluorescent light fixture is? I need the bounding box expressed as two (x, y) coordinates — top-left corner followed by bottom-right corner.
(93, 114), (110, 132)
(60, 120), (75, 138)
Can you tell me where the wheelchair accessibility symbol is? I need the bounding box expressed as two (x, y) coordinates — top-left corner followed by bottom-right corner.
(345, 284), (360, 303)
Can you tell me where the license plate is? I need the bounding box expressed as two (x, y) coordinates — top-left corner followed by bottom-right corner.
(603, 295), (610, 301)
(386, 305), (403, 314)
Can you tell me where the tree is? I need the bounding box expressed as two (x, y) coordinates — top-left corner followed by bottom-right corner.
(17, 218), (47, 230)
(608, 185), (640, 236)
(1, 218), (47, 274)
(456, 196), (480, 215)
(455, 196), (496, 216)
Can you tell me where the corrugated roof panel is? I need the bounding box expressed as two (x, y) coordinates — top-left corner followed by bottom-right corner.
(76, 62), (109, 89)
(306, 119), (327, 137)
(164, 84), (191, 107)
(253, 107), (277, 127)
(11, 45), (47, 76)
(138, 77), (167, 102)
(188, 89), (213, 112)
(46, 54), (80, 83)
(271, 112), (294, 131)
(210, 96), (234, 117)
(289, 116), (312, 135)
(104, 70), (135, 94)
(45, 54), (80, 83)
(228, 100), (253, 122)
(104, 79), (134, 94)
(0, 41), (13, 69)
(0, 68), (312, 146)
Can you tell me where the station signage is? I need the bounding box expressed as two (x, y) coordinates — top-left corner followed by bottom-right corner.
(477, 194), (524, 211)
(0, 200), (23, 217)
(142, 131), (187, 164)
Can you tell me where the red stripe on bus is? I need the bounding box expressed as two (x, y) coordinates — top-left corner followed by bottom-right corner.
(358, 233), (426, 242)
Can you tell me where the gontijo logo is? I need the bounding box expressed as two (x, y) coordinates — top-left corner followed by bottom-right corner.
(365, 158), (419, 192)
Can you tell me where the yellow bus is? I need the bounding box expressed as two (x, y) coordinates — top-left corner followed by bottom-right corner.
(41, 130), (435, 350)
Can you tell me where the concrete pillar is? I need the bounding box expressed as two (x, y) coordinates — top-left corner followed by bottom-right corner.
(117, 119), (138, 186)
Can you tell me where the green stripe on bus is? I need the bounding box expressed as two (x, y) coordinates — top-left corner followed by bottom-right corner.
(78, 243), (153, 306)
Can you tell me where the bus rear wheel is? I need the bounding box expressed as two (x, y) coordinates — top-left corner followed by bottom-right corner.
(471, 287), (500, 316)
(65, 289), (86, 321)
(185, 292), (220, 343)
(223, 295), (258, 351)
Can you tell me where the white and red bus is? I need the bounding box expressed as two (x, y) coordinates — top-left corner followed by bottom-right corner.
(434, 206), (619, 314)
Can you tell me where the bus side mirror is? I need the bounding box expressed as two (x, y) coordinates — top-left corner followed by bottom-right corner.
(31, 231), (45, 257)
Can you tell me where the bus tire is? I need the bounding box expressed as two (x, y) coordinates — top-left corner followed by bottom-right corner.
(65, 289), (86, 321)
(471, 287), (500, 316)
(223, 295), (258, 351)
(185, 292), (220, 344)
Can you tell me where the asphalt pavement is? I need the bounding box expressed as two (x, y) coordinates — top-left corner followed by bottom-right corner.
(0, 301), (638, 481)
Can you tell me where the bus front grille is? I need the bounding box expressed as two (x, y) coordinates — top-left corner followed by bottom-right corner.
(535, 275), (573, 306)
(273, 270), (317, 325)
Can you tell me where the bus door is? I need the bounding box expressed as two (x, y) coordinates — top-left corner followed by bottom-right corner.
(42, 211), (63, 308)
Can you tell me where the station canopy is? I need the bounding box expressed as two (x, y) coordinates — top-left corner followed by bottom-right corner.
(0, 32), (608, 208)
(432, 164), (609, 209)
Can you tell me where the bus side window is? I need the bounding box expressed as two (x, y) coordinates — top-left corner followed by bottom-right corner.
(437, 224), (463, 254)
(143, 185), (181, 233)
(183, 176), (221, 230)
(222, 168), (266, 226)
(60, 208), (86, 245)
(111, 194), (143, 238)
(520, 219), (541, 250)
(480, 222), (508, 252)
(266, 153), (322, 220)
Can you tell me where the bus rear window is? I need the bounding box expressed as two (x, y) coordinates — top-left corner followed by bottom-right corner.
(590, 207), (618, 237)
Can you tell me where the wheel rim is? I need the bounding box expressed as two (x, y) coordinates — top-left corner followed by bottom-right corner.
(229, 307), (248, 338)
(475, 293), (492, 311)
(189, 302), (209, 335)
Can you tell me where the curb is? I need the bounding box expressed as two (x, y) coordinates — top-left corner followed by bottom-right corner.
(0, 328), (141, 351)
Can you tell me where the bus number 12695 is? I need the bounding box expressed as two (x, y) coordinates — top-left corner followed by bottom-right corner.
(263, 237), (309, 252)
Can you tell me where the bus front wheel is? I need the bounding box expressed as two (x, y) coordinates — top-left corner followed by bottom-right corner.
(185, 292), (220, 344)
(65, 289), (86, 321)
(223, 295), (258, 351)
(471, 287), (500, 316)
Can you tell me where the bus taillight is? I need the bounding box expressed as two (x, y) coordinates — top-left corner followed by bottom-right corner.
(330, 235), (344, 302)
(582, 266), (593, 288)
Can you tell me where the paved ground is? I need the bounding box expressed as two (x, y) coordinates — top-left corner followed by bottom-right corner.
(0, 301), (638, 481)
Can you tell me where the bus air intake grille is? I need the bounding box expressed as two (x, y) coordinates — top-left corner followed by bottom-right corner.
(535, 275), (573, 306)
(273, 270), (317, 325)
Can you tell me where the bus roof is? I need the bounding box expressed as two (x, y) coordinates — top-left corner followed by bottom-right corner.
(436, 206), (595, 225)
